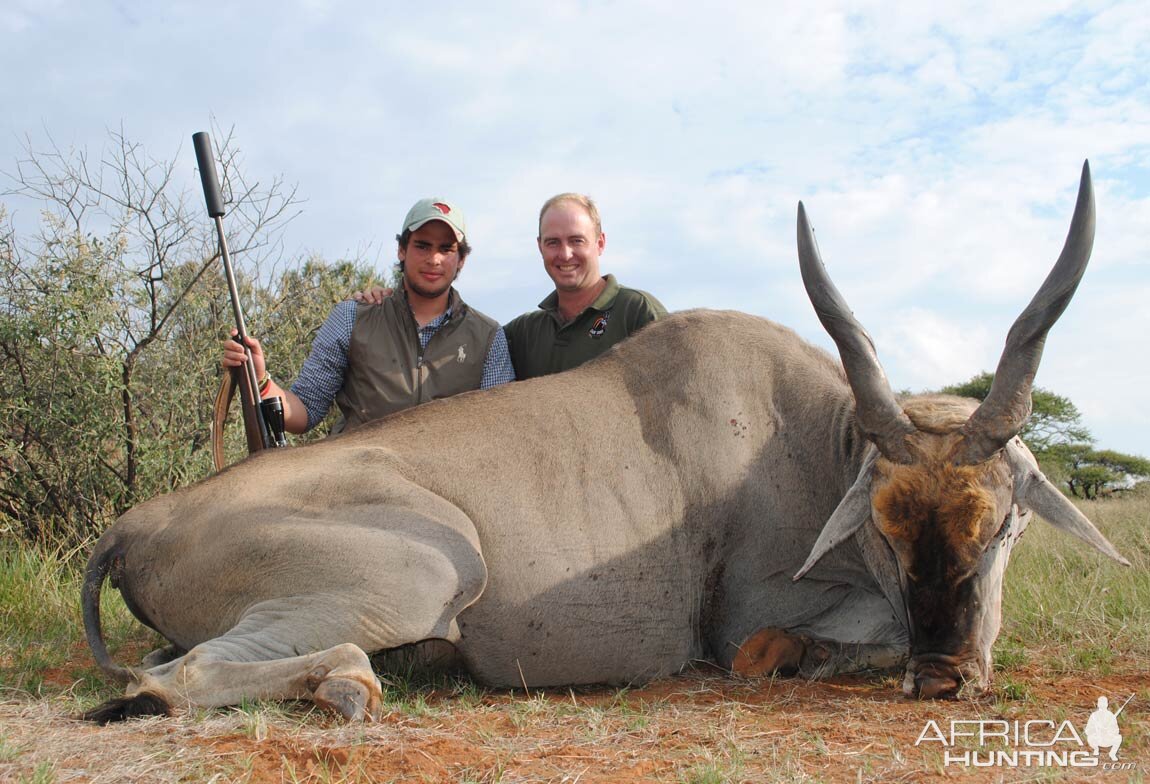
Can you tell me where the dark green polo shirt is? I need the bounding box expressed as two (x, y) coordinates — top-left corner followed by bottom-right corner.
(504, 274), (666, 380)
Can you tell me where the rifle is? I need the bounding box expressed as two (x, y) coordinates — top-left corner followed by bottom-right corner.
(192, 131), (288, 467)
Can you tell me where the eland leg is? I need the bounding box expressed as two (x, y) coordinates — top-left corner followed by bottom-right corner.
(86, 637), (382, 723)
(138, 640), (381, 720)
(86, 544), (483, 725)
(86, 490), (488, 723)
(84, 598), (396, 723)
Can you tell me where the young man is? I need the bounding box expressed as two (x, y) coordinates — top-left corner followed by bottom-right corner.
(503, 193), (666, 380)
(222, 198), (515, 434)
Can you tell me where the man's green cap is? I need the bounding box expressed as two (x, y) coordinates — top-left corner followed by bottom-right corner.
(401, 198), (467, 243)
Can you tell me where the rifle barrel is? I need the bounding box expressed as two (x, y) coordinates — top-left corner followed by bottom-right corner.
(193, 131), (270, 450)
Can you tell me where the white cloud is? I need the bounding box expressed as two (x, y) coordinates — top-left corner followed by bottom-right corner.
(871, 308), (997, 392)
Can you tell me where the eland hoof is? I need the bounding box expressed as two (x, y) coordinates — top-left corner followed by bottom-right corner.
(732, 628), (808, 678)
(313, 677), (382, 722)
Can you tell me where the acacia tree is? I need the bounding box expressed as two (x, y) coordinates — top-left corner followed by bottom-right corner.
(941, 372), (1148, 497)
(1045, 445), (1150, 499)
(0, 129), (303, 545)
(940, 371), (1091, 453)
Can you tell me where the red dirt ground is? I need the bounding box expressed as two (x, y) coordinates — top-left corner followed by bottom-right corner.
(4, 661), (1147, 783)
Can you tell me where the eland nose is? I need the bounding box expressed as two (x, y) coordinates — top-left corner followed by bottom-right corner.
(915, 674), (959, 699)
(914, 670), (960, 699)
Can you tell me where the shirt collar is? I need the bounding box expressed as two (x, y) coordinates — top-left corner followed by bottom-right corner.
(398, 285), (462, 325)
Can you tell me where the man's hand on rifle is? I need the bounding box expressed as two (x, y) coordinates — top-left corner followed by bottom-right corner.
(221, 330), (267, 379)
(351, 286), (393, 305)
(219, 331), (310, 435)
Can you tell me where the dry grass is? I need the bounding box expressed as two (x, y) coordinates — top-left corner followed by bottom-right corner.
(2, 670), (1146, 782)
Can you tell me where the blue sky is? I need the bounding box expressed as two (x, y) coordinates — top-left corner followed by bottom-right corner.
(2, 1), (1147, 455)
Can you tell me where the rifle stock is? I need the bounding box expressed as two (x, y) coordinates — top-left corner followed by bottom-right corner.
(212, 369), (264, 471)
(234, 365), (266, 453)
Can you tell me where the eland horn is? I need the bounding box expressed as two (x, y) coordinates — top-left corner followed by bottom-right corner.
(797, 202), (916, 464)
(959, 161), (1096, 465)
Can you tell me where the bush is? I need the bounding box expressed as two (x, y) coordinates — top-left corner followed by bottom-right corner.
(0, 131), (376, 549)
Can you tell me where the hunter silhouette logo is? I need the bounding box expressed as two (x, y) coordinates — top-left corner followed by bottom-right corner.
(1086, 695), (1130, 761)
(915, 693), (1136, 770)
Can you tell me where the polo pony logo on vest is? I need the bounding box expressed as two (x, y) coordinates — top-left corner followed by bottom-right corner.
(589, 311), (610, 338)
(433, 203), (451, 215)
(457, 345), (467, 363)
(914, 693), (1136, 771)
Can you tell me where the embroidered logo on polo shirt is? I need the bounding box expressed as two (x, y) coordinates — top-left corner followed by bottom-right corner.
(457, 345), (467, 362)
(589, 310), (611, 338)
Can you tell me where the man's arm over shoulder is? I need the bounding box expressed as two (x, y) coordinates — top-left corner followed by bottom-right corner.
(481, 328), (516, 388)
(290, 299), (357, 430)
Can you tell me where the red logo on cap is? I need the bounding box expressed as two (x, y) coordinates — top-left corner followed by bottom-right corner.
(433, 203), (451, 215)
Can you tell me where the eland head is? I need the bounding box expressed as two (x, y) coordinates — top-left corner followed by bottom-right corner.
(793, 162), (1128, 698)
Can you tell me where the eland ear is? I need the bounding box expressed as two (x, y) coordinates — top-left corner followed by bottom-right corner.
(794, 452), (878, 580)
(1007, 441), (1130, 566)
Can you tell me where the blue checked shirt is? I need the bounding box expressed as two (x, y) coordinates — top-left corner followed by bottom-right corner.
(290, 299), (515, 431)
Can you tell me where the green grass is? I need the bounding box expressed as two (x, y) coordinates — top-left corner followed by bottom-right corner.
(0, 733), (22, 762)
(678, 739), (748, 784)
(994, 675), (1032, 703)
(609, 688), (658, 731)
(996, 488), (1150, 673)
(16, 761), (56, 784)
(679, 761), (734, 784)
(0, 540), (158, 700)
(374, 660), (487, 717)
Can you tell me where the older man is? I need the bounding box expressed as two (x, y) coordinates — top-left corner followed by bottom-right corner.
(223, 198), (514, 434)
(504, 193), (666, 380)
